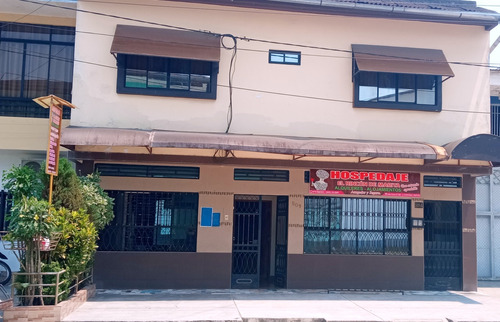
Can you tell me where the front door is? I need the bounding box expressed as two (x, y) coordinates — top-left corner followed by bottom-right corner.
(424, 201), (462, 290)
(231, 196), (262, 288)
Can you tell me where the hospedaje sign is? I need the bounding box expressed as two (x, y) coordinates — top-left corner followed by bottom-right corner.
(310, 169), (421, 197)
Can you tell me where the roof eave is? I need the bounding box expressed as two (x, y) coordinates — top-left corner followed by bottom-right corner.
(166, 0), (500, 30)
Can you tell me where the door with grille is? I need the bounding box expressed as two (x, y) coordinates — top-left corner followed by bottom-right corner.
(274, 196), (288, 288)
(232, 196), (262, 288)
(424, 201), (462, 290)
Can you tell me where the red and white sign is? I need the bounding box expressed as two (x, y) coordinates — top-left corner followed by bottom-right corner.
(45, 105), (62, 176)
(310, 169), (421, 197)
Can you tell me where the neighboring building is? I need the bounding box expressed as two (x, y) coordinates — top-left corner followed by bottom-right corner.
(0, 0), (76, 185)
(0, 0), (76, 272)
(477, 69), (500, 280)
(62, 0), (500, 291)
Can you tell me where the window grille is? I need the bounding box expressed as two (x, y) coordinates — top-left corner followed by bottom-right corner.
(95, 164), (200, 179)
(304, 197), (410, 255)
(234, 168), (289, 182)
(492, 103), (500, 136)
(423, 176), (462, 188)
(98, 191), (198, 252)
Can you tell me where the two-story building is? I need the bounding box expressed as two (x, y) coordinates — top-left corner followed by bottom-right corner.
(0, 0), (76, 271)
(61, 0), (500, 291)
(0, 0), (75, 177)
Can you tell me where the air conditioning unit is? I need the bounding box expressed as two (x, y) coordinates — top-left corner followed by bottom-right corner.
(21, 160), (42, 172)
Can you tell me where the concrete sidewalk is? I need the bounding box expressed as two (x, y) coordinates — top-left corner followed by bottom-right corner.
(62, 281), (500, 322)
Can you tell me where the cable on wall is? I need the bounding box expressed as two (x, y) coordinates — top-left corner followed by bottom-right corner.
(221, 34), (237, 134)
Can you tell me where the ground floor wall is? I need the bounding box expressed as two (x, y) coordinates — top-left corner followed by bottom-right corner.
(88, 160), (481, 291)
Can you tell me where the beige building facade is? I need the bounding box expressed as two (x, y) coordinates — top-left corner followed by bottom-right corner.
(63, 0), (500, 291)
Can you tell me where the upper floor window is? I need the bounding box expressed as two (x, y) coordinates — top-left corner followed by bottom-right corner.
(269, 50), (301, 65)
(0, 22), (74, 118)
(352, 44), (454, 112)
(111, 25), (220, 100)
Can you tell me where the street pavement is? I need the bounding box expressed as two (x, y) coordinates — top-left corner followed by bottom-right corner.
(61, 281), (500, 322)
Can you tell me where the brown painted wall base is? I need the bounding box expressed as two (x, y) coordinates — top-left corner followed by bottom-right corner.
(94, 252), (232, 289)
(288, 254), (424, 290)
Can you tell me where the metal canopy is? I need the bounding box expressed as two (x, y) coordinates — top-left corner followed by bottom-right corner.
(352, 44), (455, 77)
(61, 127), (447, 160)
(110, 24), (221, 61)
(443, 134), (500, 162)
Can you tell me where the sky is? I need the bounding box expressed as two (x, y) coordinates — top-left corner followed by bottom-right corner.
(476, 0), (500, 68)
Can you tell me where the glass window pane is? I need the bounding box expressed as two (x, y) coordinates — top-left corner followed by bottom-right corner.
(126, 69), (147, 88)
(304, 230), (330, 254)
(398, 74), (416, 103)
(125, 55), (147, 88)
(169, 59), (190, 90)
(358, 72), (377, 102)
(284, 53), (299, 64)
(190, 74), (210, 92)
(147, 71), (167, 88)
(378, 72), (396, 102)
(51, 26), (75, 42)
(417, 75), (436, 105)
(0, 42), (24, 97)
(148, 57), (167, 88)
(23, 43), (50, 98)
(270, 52), (284, 63)
(2, 23), (50, 41)
(49, 45), (74, 100)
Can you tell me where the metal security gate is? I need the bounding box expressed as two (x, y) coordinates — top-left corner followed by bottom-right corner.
(274, 196), (288, 288)
(424, 201), (462, 290)
(232, 196), (262, 288)
(476, 170), (500, 280)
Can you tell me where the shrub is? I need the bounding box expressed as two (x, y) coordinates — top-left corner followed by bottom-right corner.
(79, 173), (114, 231)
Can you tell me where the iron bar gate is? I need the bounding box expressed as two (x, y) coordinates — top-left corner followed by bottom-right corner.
(231, 196), (262, 288)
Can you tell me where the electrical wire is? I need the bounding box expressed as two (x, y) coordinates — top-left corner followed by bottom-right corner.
(0, 0), (51, 30)
(220, 34), (238, 133)
(16, 0), (500, 69)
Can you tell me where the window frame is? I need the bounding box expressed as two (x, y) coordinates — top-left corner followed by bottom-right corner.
(0, 22), (75, 118)
(353, 70), (442, 112)
(268, 50), (301, 65)
(116, 54), (219, 99)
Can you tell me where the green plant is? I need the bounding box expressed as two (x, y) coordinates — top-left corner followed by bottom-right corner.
(41, 261), (70, 305)
(41, 158), (84, 211)
(2, 165), (43, 203)
(4, 197), (57, 305)
(51, 208), (97, 278)
(79, 173), (114, 231)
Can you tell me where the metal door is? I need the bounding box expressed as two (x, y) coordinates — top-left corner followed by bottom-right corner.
(424, 201), (462, 290)
(275, 196), (288, 288)
(232, 196), (261, 288)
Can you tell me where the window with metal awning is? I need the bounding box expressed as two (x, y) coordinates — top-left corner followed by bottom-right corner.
(352, 44), (455, 112)
(110, 25), (221, 99)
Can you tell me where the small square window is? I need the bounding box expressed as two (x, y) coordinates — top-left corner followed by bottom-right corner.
(269, 50), (301, 65)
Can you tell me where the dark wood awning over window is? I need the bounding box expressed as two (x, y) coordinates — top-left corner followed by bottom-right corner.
(352, 44), (455, 77)
(110, 25), (221, 61)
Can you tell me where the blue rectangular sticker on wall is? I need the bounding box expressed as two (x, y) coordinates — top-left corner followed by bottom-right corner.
(212, 213), (220, 227)
(201, 207), (213, 227)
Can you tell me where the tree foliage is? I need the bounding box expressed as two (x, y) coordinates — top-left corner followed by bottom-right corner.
(41, 158), (84, 211)
(79, 173), (114, 231)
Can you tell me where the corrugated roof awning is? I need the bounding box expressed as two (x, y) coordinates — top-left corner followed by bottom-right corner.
(352, 44), (455, 77)
(110, 25), (221, 61)
(443, 134), (500, 162)
(60, 127), (447, 160)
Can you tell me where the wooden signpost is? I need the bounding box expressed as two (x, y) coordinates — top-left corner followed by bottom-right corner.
(33, 95), (76, 204)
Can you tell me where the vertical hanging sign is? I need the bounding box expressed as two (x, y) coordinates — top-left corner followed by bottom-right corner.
(45, 105), (63, 176)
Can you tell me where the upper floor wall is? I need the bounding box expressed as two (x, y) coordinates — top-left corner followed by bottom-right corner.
(71, 0), (492, 145)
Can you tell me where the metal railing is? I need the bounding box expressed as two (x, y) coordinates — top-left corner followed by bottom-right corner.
(11, 268), (93, 306)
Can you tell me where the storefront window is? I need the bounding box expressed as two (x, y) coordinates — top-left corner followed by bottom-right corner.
(304, 197), (410, 255)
